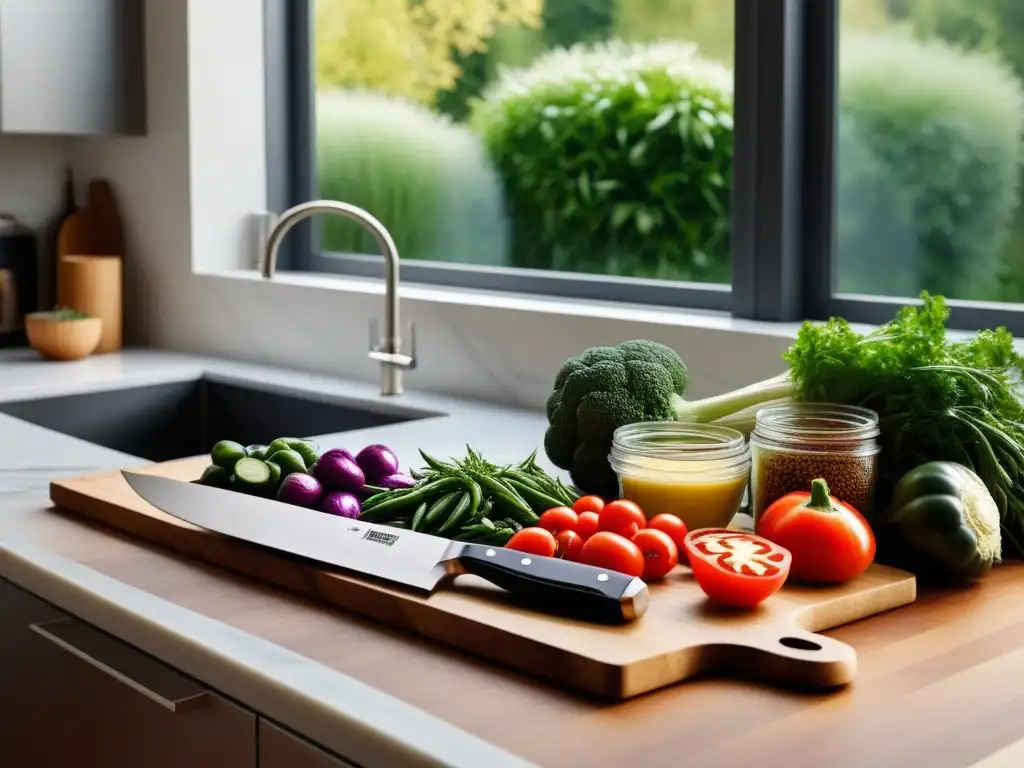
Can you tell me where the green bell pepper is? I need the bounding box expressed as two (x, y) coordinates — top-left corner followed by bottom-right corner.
(877, 461), (1001, 582)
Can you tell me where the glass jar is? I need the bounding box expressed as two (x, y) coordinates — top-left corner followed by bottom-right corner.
(608, 422), (750, 531)
(749, 403), (880, 525)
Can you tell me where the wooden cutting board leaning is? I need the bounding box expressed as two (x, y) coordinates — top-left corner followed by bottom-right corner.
(50, 456), (917, 699)
(56, 179), (124, 353)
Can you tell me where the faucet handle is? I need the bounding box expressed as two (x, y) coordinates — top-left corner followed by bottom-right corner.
(368, 319), (417, 370)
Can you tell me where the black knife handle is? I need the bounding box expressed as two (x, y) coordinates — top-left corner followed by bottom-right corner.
(451, 543), (649, 624)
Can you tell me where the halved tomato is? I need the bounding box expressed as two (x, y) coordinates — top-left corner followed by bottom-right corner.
(684, 528), (791, 608)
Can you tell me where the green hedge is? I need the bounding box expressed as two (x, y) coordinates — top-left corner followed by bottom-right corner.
(835, 31), (1024, 299)
(471, 41), (734, 282)
(316, 90), (509, 266)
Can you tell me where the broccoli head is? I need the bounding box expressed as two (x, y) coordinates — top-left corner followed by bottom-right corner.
(543, 340), (689, 498)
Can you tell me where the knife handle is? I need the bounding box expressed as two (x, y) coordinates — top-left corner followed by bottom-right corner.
(451, 543), (649, 623)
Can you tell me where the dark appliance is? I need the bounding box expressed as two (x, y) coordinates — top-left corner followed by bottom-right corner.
(0, 214), (39, 348)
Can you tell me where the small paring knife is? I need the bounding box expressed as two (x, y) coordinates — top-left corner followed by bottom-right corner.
(122, 472), (649, 624)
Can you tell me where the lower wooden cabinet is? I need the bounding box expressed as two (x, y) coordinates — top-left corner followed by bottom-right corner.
(0, 580), (256, 768)
(259, 720), (355, 767)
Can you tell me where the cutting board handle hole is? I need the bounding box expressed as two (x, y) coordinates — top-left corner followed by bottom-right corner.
(779, 636), (822, 652)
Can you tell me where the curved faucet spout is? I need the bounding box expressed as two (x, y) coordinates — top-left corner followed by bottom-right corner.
(261, 200), (416, 396)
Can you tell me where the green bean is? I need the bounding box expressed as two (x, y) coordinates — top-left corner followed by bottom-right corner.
(471, 473), (536, 522)
(459, 523), (497, 537)
(410, 501), (430, 532)
(554, 478), (580, 505)
(482, 528), (514, 546)
(502, 518), (523, 533)
(437, 491), (475, 534)
(452, 529), (489, 542)
(504, 478), (565, 513)
(419, 449), (458, 474)
(491, 493), (540, 526)
(358, 476), (461, 522)
(423, 490), (462, 529)
(361, 486), (412, 511)
(500, 470), (549, 493)
(480, 517), (496, 530)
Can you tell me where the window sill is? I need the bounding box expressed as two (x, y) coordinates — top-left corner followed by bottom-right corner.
(202, 267), (804, 340)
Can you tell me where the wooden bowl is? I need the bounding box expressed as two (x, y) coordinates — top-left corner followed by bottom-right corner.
(26, 313), (103, 361)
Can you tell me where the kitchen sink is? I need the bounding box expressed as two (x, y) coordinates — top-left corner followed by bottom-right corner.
(0, 378), (436, 462)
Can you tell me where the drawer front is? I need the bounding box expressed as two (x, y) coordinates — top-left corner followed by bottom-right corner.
(0, 579), (256, 768)
(260, 720), (355, 768)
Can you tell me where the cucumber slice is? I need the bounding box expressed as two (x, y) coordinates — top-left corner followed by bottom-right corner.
(198, 464), (231, 489)
(245, 444), (269, 461)
(211, 440), (247, 469)
(267, 449), (306, 479)
(232, 457), (274, 493)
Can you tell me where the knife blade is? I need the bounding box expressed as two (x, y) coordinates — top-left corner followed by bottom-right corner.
(122, 472), (648, 623)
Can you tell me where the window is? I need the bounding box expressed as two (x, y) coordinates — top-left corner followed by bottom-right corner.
(266, 0), (1024, 334)
(823, 0), (1024, 333)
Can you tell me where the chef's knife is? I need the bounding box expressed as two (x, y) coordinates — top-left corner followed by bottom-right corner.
(122, 472), (648, 623)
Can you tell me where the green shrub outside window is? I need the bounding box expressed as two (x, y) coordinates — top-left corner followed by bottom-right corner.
(471, 41), (734, 283)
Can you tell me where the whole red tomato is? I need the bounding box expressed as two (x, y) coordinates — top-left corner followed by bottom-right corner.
(538, 506), (579, 534)
(576, 511), (601, 541)
(578, 531), (645, 578)
(599, 500), (647, 539)
(647, 514), (688, 560)
(631, 528), (678, 580)
(573, 495), (605, 515)
(756, 478), (875, 584)
(506, 527), (558, 558)
(555, 530), (584, 561)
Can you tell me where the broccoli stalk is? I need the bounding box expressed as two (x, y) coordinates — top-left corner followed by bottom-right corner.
(543, 340), (792, 498)
(673, 372), (794, 426)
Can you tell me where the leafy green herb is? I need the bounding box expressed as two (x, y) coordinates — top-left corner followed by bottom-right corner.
(784, 292), (1024, 558)
(32, 306), (93, 321)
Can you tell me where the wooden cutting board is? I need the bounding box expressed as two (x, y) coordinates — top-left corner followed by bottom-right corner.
(50, 457), (917, 700)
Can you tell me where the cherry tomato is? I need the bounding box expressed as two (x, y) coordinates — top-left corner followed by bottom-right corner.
(555, 530), (584, 561)
(506, 527), (557, 558)
(537, 506), (579, 534)
(631, 528), (679, 580)
(573, 495), (606, 515)
(756, 478), (875, 584)
(578, 531), (645, 578)
(647, 514), (689, 556)
(576, 511), (600, 541)
(684, 528), (791, 608)
(598, 500), (647, 539)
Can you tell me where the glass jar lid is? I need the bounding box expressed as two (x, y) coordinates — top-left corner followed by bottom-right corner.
(609, 422), (750, 480)
(752, 402), (880, 451)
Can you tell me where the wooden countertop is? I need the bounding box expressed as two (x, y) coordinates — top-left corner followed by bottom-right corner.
(21, 504), (1024, 768)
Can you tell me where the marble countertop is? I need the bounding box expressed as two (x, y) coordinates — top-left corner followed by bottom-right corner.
(0, 347), (550, 768)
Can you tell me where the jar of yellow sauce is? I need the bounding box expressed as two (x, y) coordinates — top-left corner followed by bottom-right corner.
(608, 422), (750, 530)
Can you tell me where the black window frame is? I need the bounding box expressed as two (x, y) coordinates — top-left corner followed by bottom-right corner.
(265, 0), (1024, 334)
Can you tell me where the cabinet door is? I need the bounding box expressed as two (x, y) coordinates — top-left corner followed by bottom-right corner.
(0, 579), (256, 768)
(260, 720), (356, 768)
(0, 0), (146, 135)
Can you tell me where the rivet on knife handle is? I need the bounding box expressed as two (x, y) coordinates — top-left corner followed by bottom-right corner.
(447, 542), (649, 623)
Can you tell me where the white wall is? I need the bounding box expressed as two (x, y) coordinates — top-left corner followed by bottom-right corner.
(0, 137), (68, 230)
(62, 0), (795, 410)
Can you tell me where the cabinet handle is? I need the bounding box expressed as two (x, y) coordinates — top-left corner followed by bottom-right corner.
(30, 618), (209, 714)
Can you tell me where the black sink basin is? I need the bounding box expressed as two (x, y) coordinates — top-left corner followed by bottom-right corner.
(0, 378), (434, 462)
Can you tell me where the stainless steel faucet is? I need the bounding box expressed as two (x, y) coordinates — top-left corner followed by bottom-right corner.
(260, 200), (416, 396)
